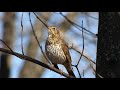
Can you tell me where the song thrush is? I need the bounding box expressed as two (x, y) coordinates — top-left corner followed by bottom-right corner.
(45, 26), (75, 77)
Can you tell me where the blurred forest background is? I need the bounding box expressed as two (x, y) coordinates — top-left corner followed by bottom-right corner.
(0, 12), (98, 78)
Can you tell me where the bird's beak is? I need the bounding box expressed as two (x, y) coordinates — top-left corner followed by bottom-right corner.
(48, 27), (50, 30)
(48, 27), (52, 35)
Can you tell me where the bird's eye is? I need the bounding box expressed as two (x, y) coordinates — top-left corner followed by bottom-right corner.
(52, 27), (56, 30)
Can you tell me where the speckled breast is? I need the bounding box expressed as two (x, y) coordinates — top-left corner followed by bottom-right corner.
(46, 44), (66, 64)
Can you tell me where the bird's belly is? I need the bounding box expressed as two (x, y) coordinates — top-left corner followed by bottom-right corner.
(46, 45), (66, 64)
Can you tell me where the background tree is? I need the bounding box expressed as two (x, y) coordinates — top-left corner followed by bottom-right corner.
(0, 12), (15, 78)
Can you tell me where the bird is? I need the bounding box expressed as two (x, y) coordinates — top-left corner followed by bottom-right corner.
(45, 26), (75, 77)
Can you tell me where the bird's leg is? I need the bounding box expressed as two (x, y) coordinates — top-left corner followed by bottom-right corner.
(51, 64), (64, 76)
(50, 63), (55, 68)
(53, 64), (59, 70)
(50, 63), (59, 70)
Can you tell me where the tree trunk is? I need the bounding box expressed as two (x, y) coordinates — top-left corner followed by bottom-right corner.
(0, 12), (15, 78)
(96, 12), (120, 78)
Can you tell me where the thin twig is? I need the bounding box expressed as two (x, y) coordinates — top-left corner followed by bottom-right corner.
(0, 39), (14, 53)
(0, 47), (75, 78)
(90, 64), (103, 78)
(82, 12), (98, 20)
(21, 12), (24, 55)
(32, 12), (49, 29)
(29, 12), (51, 64)
(77, 20), (84, 66)
(76, 66), (81, 78)
(75, 21), (85, 78)
(71, 21), (85, 78)
(59, 12), (97, 38)
(40, 45), (52, 65)
(71, 47), (96, 64)
(54, 12), (98, 20)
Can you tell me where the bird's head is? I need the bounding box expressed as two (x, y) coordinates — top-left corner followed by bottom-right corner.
(48, 26), (60, 36)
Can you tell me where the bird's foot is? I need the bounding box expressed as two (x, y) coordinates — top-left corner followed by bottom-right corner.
(51, 64), (55, 68)
(60, 69), (64, 76)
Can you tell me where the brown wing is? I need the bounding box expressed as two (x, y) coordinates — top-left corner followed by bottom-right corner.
(61, 39), (71, 63)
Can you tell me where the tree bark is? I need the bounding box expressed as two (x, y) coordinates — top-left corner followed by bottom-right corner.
(96, 12), (120, 78)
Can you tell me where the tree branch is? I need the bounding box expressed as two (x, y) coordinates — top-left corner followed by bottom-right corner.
(29, 12), (51, 65)
(59, 12), (97, 38)
(70, 46), (96, 64)
(0, 47), (75, 78)
(20, 12), (24, 55)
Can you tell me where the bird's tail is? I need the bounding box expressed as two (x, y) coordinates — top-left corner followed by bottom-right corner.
(64, 64), (76, 78)
(67, 68), (76, 78)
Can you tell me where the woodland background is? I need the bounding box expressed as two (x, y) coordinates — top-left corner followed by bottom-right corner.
(0, 12), (98, 78)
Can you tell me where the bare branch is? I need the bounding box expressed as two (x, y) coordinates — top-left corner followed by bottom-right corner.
(0, 47), (75, 78)
(71, 21), (85, 78)
(82, 12), (98, 20)
(21, 12), (24, 55)
(70, 46), (96, 64)
(0, 39), (14, 53)
(29, 12), (51, 65)
(59, 12), (97, 38)
(90, 64), (103, 78)
(40, 46), (52, 65)
(20, 12), (52, 78)
(33, 12), (49, 29)
(77, 20), (84, 66)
